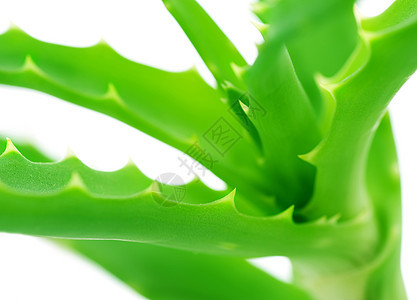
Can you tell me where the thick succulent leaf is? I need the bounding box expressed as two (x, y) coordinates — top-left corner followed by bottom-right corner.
(0, 137), (50, 162)
(62, 240), (313, 300)
(360, 0), (417, 33)
(243, 44), (320, 209)
(0, 137), (313, 299)
(301, 0), (417, 220)
(0, 26), (280, 214)
(0, 27), (220, 149)
(162, 0), (247, 89)
(253, 0), (358, 120)
(292, 114), (405, 300)
(161, 0), (268, 171)
(0, 140), (375, 260)
(364, 113), (405, 299)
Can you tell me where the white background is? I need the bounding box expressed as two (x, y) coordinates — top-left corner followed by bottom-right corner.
(0, 0), (415, 299)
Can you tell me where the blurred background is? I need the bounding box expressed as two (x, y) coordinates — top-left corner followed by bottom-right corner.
(0, 0), (415, 299)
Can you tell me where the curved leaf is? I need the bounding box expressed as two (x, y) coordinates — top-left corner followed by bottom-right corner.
(63, 240), (313, 300)
(162, 0), (247, 89)
(254, 0), (358, 120)
(0, 139), (374, 260)
(301, 0), (417, 219)
(0, 26), (279, 214)
(0, 137), (314, 299)
(243, 45), (320, 209)
(292, 114), (406, 299)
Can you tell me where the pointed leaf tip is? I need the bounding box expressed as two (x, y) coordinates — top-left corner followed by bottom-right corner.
(328, 213), (342, 224)
(298, 141), (323, 164)
(64, 146), (76, 160)
(251, 2), (268, 16)
(250, 21), (268, 37)
(125, 157), (136, 167)
(104, 83), (125, 106)
(212, 188), (237, 209)
(1, 138), (21, 156)
(7, 21), (21, 32)
(273, 205), (295, 221)
(21, 55), (43, 74)
(230, 63), (247, 81)
(65, 171), (86, 191)
(97, 37), (109, 47)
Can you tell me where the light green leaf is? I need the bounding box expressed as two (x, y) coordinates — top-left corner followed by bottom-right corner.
(63, 240), (313, 300)
(0, 26), (280, 214)
(254, 0), (358, 120)
(0, 137), (313, 299)
(0, 137), (50, 162)
(162, 0), (247, 89)
(0, 139), (374, 260)
(292, 114), (405, 300)
(300, 0), (417, 219)
(243, 44), (320, 210)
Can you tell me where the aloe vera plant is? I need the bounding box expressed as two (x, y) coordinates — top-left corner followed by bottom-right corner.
(0, 0), (416, 299)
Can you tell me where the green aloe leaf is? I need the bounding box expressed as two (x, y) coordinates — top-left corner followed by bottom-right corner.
(162, 0), (247, 89)
(0, 139), (374, 260)
(0, 137), (50, 162)
(0, 0), (415, 297)
(301, 0), (417, 220)
(363, 113), (405, 299)
(63, 240), (313, 300)
(0, 137), (313, 299)
(253, 0), (358, 120)
(243, 44), (320, 209)
(0, 26), (281, 214)
(292, 113), (405, 299)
